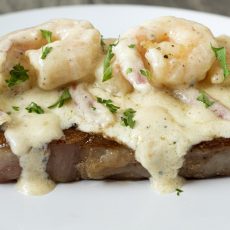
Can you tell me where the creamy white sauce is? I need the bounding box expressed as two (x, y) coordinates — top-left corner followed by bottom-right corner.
(4, 112), (63, 195)
(16, 148), (55, 195)
(2, 78), (230, 194)
(87, 83), (230, 192)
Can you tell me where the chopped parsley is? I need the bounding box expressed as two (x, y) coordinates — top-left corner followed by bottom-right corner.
(126, 67), (133, 74)
(97, 97), (120, 113)
(102, 45), (114, 82)
(175, 188), (183, 196)
(92, 106), (96, 111)
(40, 29), (53, 59)
(41, 46), (53, 59)
(26, 102), (44, 114)
(140, 68), (152, 79)
(48, 89), (72, 109)
(128, 44), (135, 48)
(197, 90), (215, 108)
(40, 29), (52, 43)
(100, 35), (106, 52)
(211, 45), (230, 79)
(102, 39), (119, 82)
(121, 108), (136, 128)
(12, 106), (19, 111)
(6, 64), (29, 87)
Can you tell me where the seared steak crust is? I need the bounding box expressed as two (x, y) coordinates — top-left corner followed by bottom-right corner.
(48, 129), (149, 182)
(0, 129), (149, 183)
(1, 128), (230, 183)
(179, 138), (230, 178)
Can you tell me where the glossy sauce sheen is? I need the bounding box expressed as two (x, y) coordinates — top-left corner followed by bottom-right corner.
(1, 17), (230, 195)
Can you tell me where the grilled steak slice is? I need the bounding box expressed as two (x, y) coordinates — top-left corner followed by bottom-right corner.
(0, 144), (21, 183)
(1, 128), (230, 183)
(0, 129), (149, 183)
(179, 138), (230, 178)
(47, 129), (149, 182)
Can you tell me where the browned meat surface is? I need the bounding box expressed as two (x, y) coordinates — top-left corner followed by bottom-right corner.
(179, 138), (230, 178)
(0, 143), (21, 183)
(47, 129), (149, 182)
(0, 129), (149, 183)
(1, 128), (230, 183)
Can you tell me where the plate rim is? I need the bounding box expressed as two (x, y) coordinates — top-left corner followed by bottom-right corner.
(0, 4), (230, 21)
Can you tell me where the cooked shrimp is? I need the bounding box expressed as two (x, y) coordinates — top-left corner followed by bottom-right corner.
(114, 16), (217, 89)
(0, 19), (102, 91)
(70, 84), (115, 131)
(208, 35), (230, 85)
(0, 111), (11, 126)
(113, 37), (152, 92)
(174, 88), (230, 120)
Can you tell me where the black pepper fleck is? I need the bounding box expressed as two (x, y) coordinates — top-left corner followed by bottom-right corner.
(72, 123), (78, 128)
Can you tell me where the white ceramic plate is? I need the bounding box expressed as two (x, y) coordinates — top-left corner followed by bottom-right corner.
(1, 5), (230, 230)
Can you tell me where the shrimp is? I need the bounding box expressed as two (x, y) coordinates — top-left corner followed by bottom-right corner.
(208, 35), (230, 85)
(113, 36), (152, 92)
(174, 88), (230, 121)
(0, 111), (11, 126)
(0, 19), (102, 91)
(70, 84), (115, 131)
(114, 16), (217, 90)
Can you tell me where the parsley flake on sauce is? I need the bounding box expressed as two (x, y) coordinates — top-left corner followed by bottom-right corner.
(128, 44), (136, 48)
(40, 29), (53, 59)
(40, 29), (52, 43)
(26, 102), (44, 114)
(121, 108), (136, 128)
(196, 90), (215, 108)
(175, 188), (183, 196)
(102, 39), (119, 82)
(211, 45), (230, 79)
(140, 68), (152, 79)
(126, 67), (133, 74)
(48, 89), (72, 109)
(41, 46), (53, 59)
(12, 106), (19, 111)
(100, 35), (106, 52)
(102, 45), (114, 82)
(6, 64), (29, 87)
(97, 97), (120, 113)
